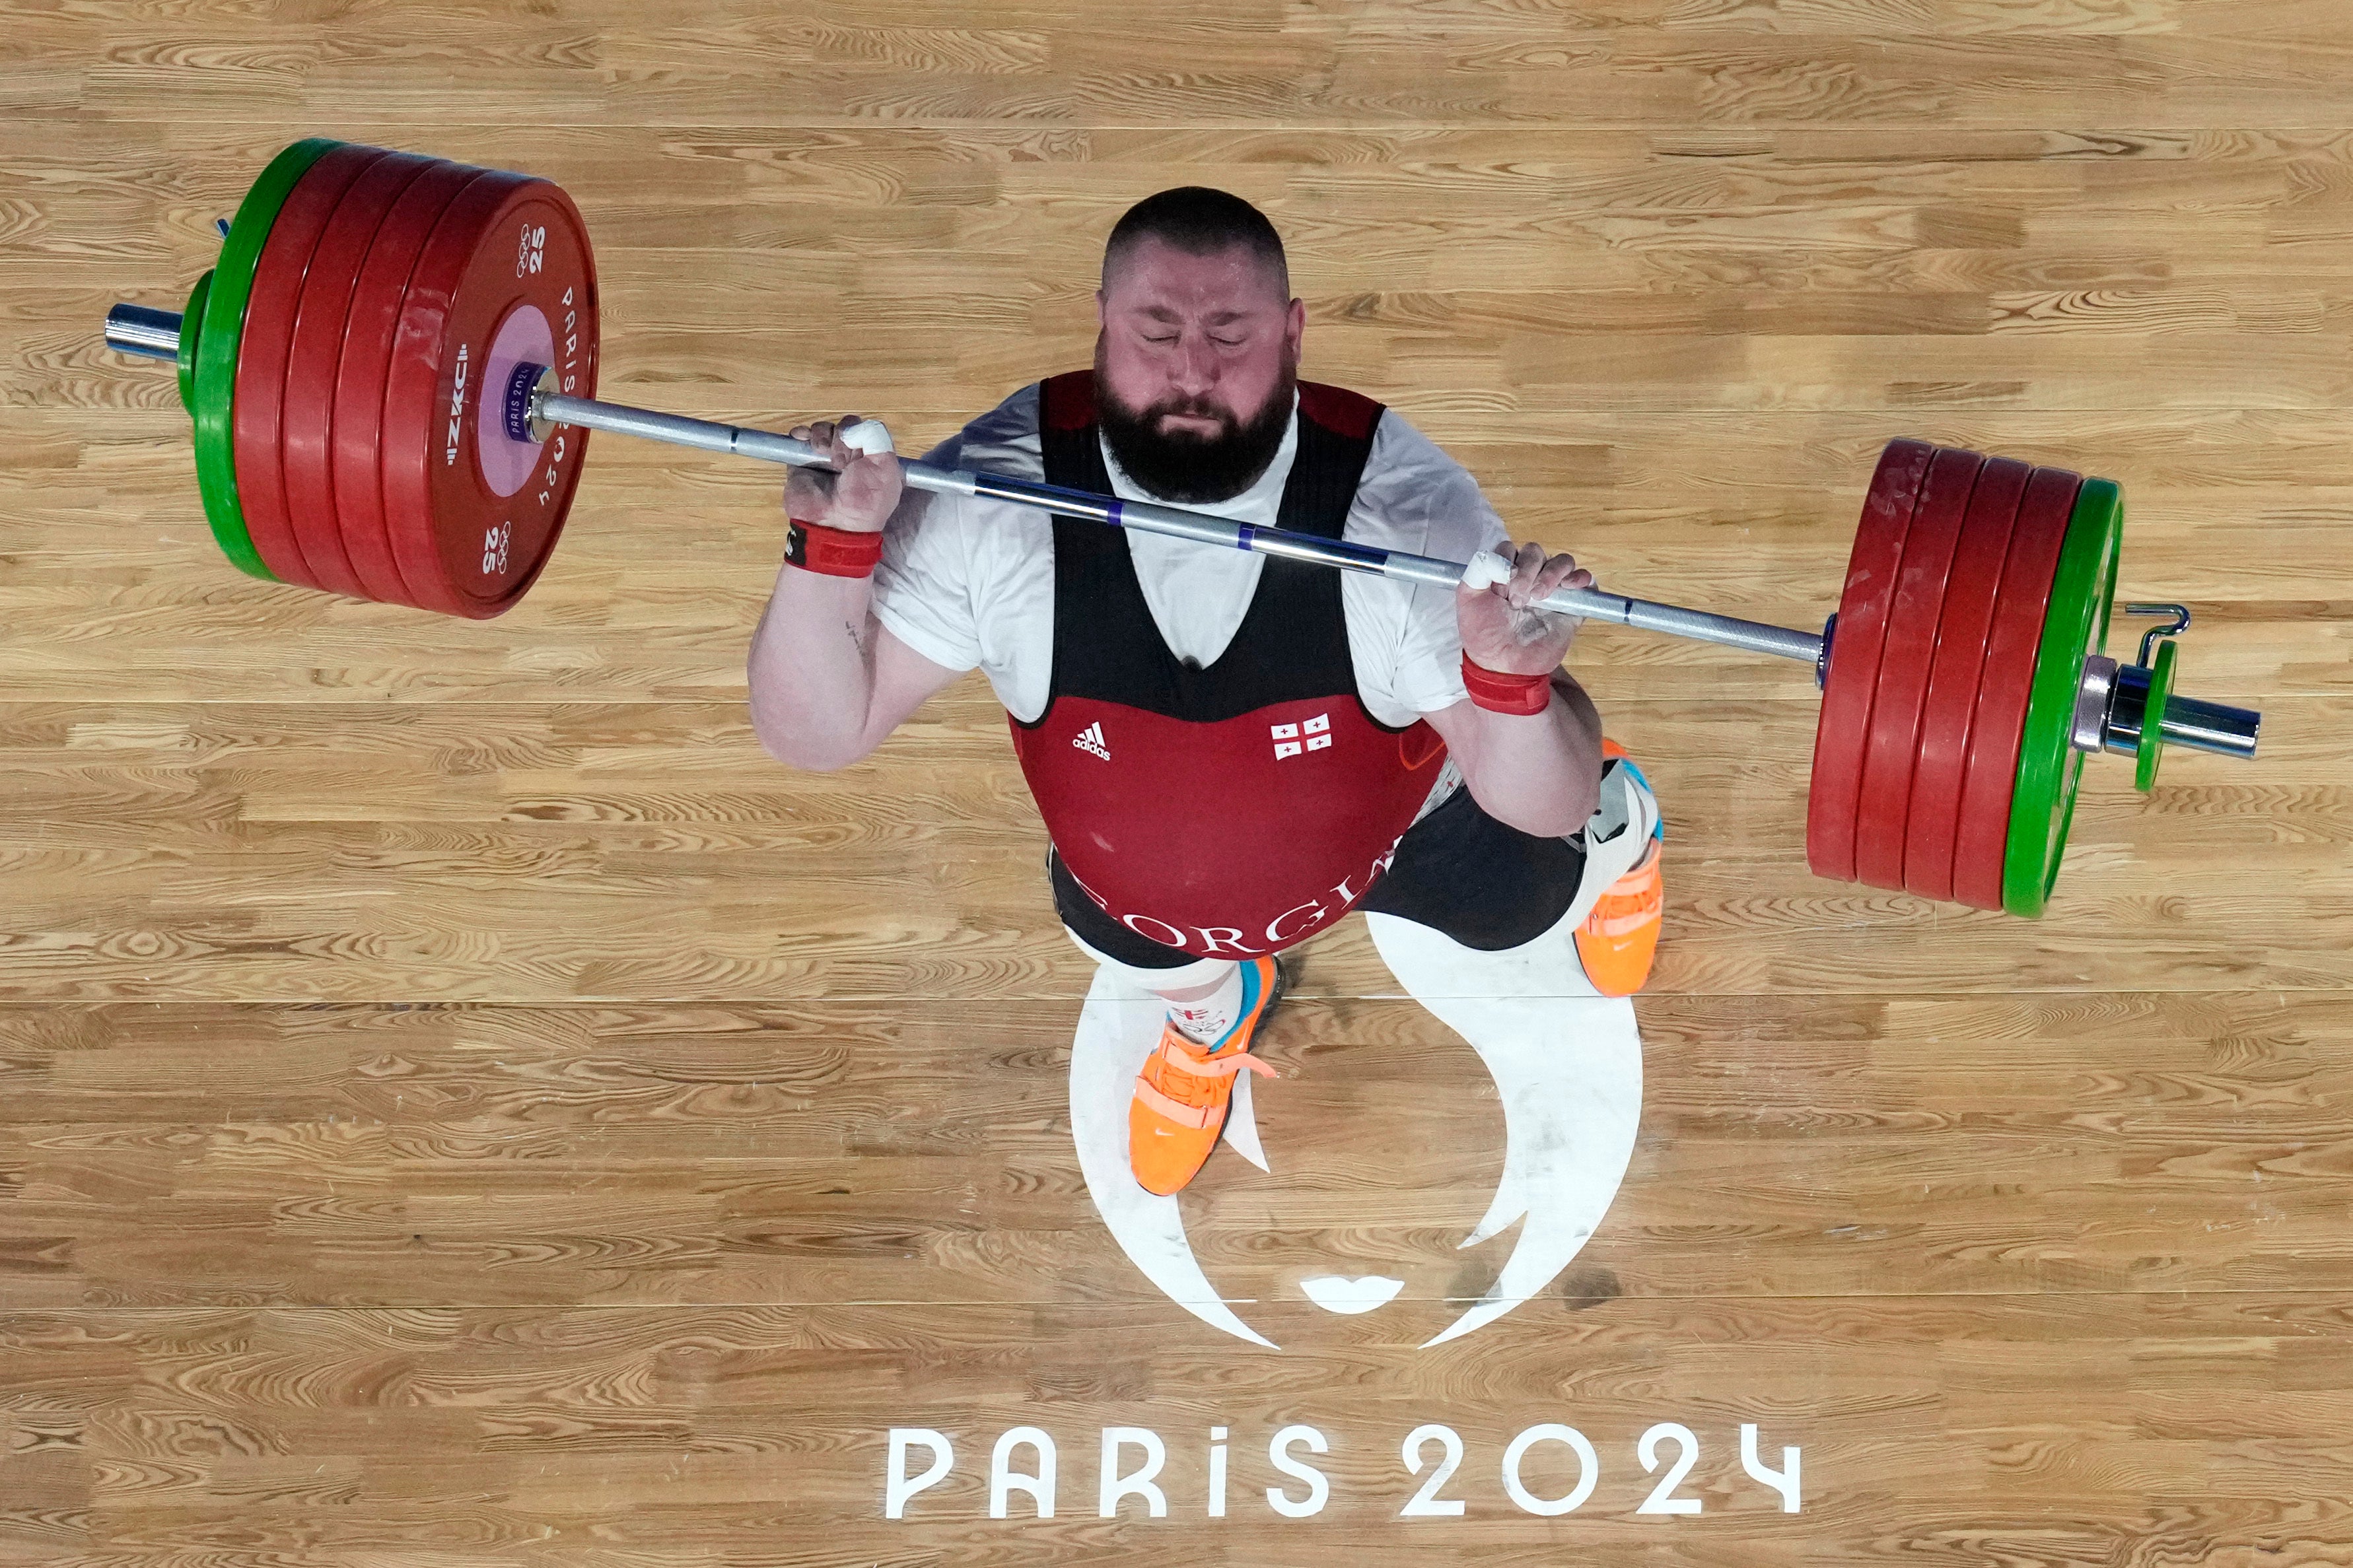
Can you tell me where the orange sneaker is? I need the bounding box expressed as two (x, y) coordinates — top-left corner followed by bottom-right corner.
(1574, 742), (1665, 998)
(1129, 955), (1284, 1196)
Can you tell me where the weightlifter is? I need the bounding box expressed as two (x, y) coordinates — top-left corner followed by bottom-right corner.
(748, 187), (1664, 1196)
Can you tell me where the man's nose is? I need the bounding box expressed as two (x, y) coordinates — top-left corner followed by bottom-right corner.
(1170, 330), (1220, 394)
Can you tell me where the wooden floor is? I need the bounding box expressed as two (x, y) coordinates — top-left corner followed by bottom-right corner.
(5, 1), (2352, 1561)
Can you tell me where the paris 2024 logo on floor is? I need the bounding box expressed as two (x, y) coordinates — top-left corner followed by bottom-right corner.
(1068, 906), (1644, 1349)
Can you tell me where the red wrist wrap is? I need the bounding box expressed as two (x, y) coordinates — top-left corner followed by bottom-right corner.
(1461, 653), (1553, 716)
(785, 519), (884, 578)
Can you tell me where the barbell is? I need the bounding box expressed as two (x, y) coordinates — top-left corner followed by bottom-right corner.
(103, 138), (2262, 918)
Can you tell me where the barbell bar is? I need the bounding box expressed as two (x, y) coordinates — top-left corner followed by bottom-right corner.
(101, 138), (2264, 916)
(536, 376), (1836, 665)
(107, 298), (1827, 665)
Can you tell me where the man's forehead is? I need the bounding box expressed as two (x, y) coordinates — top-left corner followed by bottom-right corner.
(1103, 236), (1287, 313)
(1128, 302), (1259, 326)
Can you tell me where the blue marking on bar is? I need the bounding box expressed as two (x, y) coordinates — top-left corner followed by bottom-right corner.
(1104, 499), (1124, 529)
(1236, 524), (1256, 551)
(1319, 537), (1391, 568)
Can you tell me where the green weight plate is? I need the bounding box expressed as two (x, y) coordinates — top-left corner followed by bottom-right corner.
(177, 269), (210, 415)
(2002, 478), (2123, 918)
(190, 136), (341, 582)
(2136, 637), (2179, 792)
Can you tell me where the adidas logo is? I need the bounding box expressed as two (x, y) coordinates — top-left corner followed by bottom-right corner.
(1271, 712), (1332, 761)
(1072, 721), (1111, 761)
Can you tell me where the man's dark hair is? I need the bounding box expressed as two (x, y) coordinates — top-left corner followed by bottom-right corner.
(1102, 187), (1289, 295)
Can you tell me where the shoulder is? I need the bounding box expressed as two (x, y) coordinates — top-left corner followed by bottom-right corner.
(884, 382), (1056, 586)
(874, 385), (1058, 673)
(1343, 407), (1506, 557)
(921, 381), (1044, 482)
(1297, 380), (1384, 442)
(886, 381), (1049, 543)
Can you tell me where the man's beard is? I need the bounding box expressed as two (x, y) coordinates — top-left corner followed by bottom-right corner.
(1094, 339), (1297, 505)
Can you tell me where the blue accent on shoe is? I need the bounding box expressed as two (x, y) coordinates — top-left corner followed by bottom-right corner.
(1609, 756), (1666, 842)
(1207, 959), (1267, 1053)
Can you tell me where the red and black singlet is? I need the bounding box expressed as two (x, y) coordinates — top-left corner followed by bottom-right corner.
(1009, 370), (1449, 959)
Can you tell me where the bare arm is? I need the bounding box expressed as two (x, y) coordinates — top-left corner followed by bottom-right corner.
(1421, 537), (1608, 838)
(1421, 670), (1604, 838)
(747, 566), (960, 771)
(745, 418), (962, 772)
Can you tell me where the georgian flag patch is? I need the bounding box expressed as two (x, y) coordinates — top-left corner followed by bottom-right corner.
(1271, 712), (1331, 760)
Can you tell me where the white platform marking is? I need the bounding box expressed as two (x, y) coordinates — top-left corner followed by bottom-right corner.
(1364, 904), (1643, 1347)
(1224, 1062), (1269, 1173)
(1301, 1275), (1407, 1314)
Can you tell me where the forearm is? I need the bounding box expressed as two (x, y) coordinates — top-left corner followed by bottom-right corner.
(746, 562), (881, 770)
(1461, 671), (1606, 838)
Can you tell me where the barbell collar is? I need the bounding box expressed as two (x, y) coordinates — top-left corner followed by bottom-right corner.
(2072, 655), (2121, 753)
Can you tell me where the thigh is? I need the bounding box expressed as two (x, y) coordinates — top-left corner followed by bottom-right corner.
(1358, 784), (1588, 951)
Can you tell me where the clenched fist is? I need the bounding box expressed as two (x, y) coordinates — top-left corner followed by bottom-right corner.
(1454, 540), (1592, 676)
(783, 416), (902, 533)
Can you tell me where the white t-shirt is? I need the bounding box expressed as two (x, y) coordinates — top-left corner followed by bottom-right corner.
(869, 381), (1512, 730)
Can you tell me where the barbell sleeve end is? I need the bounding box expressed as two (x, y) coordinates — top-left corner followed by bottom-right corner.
(2156, 692), (2262, 761)
(2091, 660), (2262, 763)
(106, 303), (183, 360)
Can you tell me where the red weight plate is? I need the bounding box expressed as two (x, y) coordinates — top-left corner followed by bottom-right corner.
(329, 160), (478, 606)
(1852, 447), (1983, 890)
(1951, 465), (2082, 911)
(379, 172), (600, 617)
(1807, 438), (1934, 884)
(279, 151), (439, 599)
(1899, 455), (2030, 902)
(232, 143), (394, 590)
